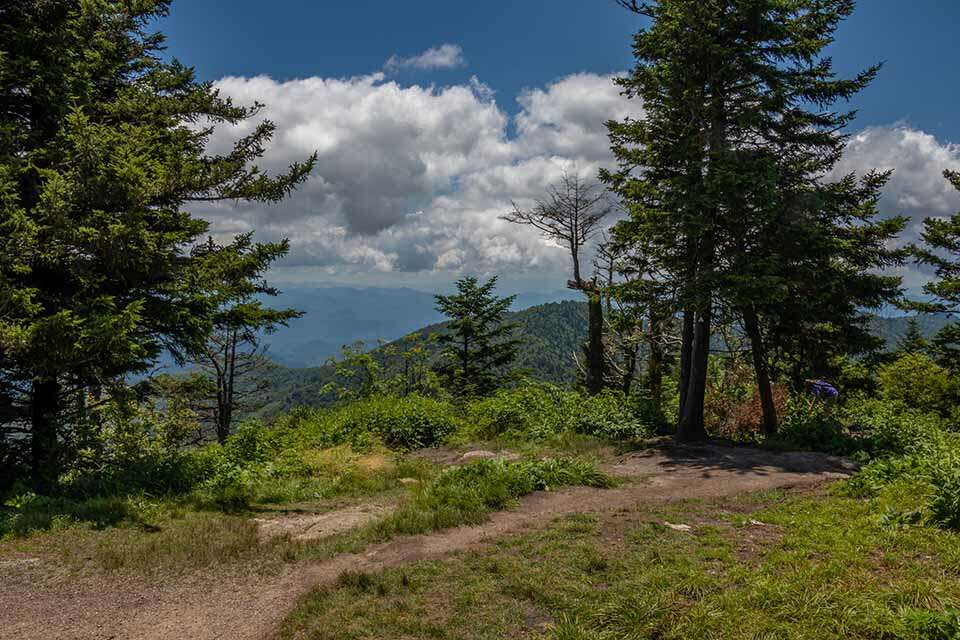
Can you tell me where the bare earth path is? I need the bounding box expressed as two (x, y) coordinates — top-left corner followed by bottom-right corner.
(0, 444), (855, 640)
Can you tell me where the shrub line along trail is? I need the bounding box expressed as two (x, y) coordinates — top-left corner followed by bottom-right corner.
(0, 444), (854, 640)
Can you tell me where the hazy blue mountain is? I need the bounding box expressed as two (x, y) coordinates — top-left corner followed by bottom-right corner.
(868, 314), (954, 349)
(262, 285), (578, 367)
(264, 286), (442, 367)
(249, 300), (589, 419)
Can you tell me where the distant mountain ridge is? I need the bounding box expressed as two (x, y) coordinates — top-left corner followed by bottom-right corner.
(251, 300), (588, 418)
(262, 285), (579, 368)
(868, 314), (953, 348)
(248, 301), (954, 420)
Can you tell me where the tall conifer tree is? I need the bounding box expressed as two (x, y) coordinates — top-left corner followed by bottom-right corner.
(918, 171), (960, 373)
(605, 0), (904, 438)
(0, 1), (314, 490)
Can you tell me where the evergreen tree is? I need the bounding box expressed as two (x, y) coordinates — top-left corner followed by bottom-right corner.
(434, 276), (521, 397)
(605, 0), (904, 438)
(605, 238), (676, 417)
(186, 235), (302, 443)
(931, 324), (960, 374)
(897, 318), (929, 356)
(918, 171), (960, 373)
(0, 1), (314, 490)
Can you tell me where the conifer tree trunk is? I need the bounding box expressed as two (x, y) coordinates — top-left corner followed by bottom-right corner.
(677, 100), (725, 442)
(677, 310), (694, 425)
(677, 305), (711, 441)
(622, 345), (638, 397)
(742, 306), (778, 435)
(647, 314), (664, 417)
(30, 379), (60, 493)
(585, 293), (606, 395)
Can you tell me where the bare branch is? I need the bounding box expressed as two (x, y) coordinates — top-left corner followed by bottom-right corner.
(502, 169), (612, 285)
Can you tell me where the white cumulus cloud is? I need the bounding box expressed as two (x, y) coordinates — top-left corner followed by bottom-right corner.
(384, 44), (466, 73)
(196, 70), (641, 283)
(833, 125), (960, 234)
(196, 70), (960, 291)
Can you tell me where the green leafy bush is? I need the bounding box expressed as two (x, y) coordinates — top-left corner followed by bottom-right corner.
(330, 395), (459, 450)
(270, 395), (459, 452)
(462, 384), (652, 443)
(878, 353), (959, 419)
(464, 384), (570, 440)
(929, 467), (960, 530)
(846, 398), (945, 459)
(56, 399), (209, 498)
(196, 461), (257, 512)
(837, 395), (960, 532)
(573, 391), (652, 441)
(221, 420), (279, 465)
(771, 397), (855, 455)
(844, 455), (926, 498)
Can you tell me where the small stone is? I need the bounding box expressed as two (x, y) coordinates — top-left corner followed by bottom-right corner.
(460, 450), (499, 462)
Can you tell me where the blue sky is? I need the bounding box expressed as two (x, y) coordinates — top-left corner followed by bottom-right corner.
(165, 0), (957, 139)
(162, 1), (960, 292)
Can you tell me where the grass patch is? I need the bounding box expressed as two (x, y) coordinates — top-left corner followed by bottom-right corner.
(373, 457), (614, 536)
(0, 500), (269, 574)
(279, 456), (615, 564)
(279, 484), (960, 640)
(0, 446), (435, 572)
(1, 453), (610, 574)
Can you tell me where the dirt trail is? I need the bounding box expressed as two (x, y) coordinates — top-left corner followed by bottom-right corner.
(0, 444), (854, 640)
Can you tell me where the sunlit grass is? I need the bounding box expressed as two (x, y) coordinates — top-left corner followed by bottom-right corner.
(279, 483), (960, 640)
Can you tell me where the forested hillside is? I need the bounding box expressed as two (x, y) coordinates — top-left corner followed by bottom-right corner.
(250, 300), (589, 418)
(250, 304), (945, 419)
(869, 314), (953, 348)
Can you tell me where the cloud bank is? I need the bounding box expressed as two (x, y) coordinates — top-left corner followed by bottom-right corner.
(198, 70), (643, 283)
(196, 67), (960, 290)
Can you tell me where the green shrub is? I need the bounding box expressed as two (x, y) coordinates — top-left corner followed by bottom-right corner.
(222, 420), (279, 465)
(928, 441), (960, 530)
(929, 468), (960, 531)
(771, 397), (855, 455)
(841, 397), (946, 459)
(330, 395), (459, 450)
(56, 399), (212, 498)
(464, 384), (571, 441)
(837, 395), (960, 533)
(194, 458), (258, 512)
(271, 395), (458, 452)
(462, 384), (652, 443)
(844, 455), (926, 498)
(878, 353), (959, 419)
(573, 391), (653, 441)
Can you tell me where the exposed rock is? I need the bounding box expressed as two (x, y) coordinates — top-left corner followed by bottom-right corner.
(459, 450), (523, 463)
(254, 504), (392, 542)
(460, 450), (499, 462)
